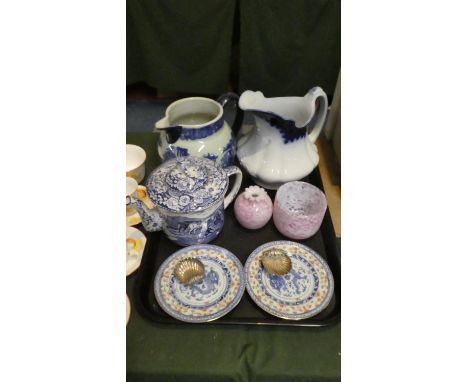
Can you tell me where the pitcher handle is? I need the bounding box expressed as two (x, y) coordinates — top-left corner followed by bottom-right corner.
(217, 93), (244, 136)
(306, 87), (328, 143)
(223, 166), (243, 209)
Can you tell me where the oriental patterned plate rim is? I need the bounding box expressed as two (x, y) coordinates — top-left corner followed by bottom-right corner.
(244, 240), (334, 320)
(154, 244), (245, 323)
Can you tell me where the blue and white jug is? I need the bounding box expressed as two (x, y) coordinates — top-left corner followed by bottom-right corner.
(237, 87), (328, 189)
(154, 94), (243, 167)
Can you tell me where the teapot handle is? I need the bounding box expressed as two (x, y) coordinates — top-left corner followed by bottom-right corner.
(223, 166), (243, 209)
(217, 93), (244, 136)
(306, 87), (328, 143)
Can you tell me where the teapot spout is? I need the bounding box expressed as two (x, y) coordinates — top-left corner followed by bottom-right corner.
(127, 196), (164, 232)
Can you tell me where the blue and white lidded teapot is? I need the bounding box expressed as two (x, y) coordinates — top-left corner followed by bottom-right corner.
(126, 156), (242, 246)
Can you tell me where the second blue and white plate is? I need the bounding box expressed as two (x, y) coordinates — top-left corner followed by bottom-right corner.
(244, 241), (334, 320)
(154, 245), (245, 323)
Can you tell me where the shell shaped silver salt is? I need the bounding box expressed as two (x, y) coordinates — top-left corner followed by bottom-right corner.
(261, 248), (292, 276)
(174, 258), (205, 285)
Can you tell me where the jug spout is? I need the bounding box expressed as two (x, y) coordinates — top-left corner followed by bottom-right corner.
(155, 116), (169, 130)
(127, 196), (164, 232)
(154, 116), (183, 144)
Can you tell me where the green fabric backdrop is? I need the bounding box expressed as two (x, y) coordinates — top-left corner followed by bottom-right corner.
(127, 0), (237, 94)
(126, 0), (340, 97)
(239, 0), (341, 96)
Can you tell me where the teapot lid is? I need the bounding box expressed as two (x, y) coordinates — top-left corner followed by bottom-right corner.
(146, 156), (228, 213)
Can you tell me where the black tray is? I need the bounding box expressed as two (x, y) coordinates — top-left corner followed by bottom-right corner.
(133, 168), (341, 327)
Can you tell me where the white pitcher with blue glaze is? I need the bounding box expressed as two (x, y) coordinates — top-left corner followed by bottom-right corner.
(155, 94), (243, 167)
(237, 87), (328, 189)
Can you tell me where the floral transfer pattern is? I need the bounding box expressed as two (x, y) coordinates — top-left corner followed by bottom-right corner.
(164, 206), (224, 246)
(146, 157), (228, 213)
(244, 241), (334, 320)
(154, 245), (245, 323)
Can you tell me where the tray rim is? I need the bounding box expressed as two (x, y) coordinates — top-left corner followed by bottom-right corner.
(132, 167), (341, 327)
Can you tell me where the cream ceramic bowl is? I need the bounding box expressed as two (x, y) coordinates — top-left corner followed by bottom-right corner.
(126, 144), (146, 183)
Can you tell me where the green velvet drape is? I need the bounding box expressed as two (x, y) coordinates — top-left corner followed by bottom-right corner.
(239, 0), (340, 96)
(127, 0), (237, 94)
(127, 0), (340, 97)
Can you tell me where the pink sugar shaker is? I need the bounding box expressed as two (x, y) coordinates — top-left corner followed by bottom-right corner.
(273, 181), (327, 240)
(234, 186), (273, 230)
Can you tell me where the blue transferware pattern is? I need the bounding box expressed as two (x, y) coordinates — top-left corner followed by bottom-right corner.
(131, 156), (242, 246)
(163, 146), (189, 160)
(244, 241), (334, 320)
(202, 136), (236, 167)
(164, 205), (224, 246)
(162, 133), (236, 167)
(155, 94), (243, 168)
(146, 156), (228, 214)
(177, 118), (224, 140)
(154, 245), (245, 323)
(127, 196), (164, 233)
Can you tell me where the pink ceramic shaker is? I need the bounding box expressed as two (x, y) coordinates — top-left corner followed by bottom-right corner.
(234, 186), (273, 229)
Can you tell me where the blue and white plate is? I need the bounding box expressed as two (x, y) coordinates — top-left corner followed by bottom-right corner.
(244, 241), (334, 320)
(154, 245), (245, 323)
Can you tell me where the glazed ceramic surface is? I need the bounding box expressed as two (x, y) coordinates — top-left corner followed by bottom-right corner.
(155, 95), (242, 167)
(234, 185), (273, 229)
(237, 87), (328, 189)
(127, 157), (242, 246)
(154, 245), (245, 323)
(126, 144), (146, 183)
(273, 181), (327, 240)
(126, 185), (154, 227)
(126, 206), (141, 226)
(245, 241), (334, 320)
(126, 177), (142, 226)
(126, 294), (131, 326)
(126, 226), (147, 276)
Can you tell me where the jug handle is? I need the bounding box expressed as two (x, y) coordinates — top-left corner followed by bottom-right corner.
(306, 87), (328, 143)
(217, 93), (244, 136)
(223, 166), (243, 209)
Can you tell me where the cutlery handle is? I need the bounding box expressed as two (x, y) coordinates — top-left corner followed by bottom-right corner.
(223, 166), (243, 209)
